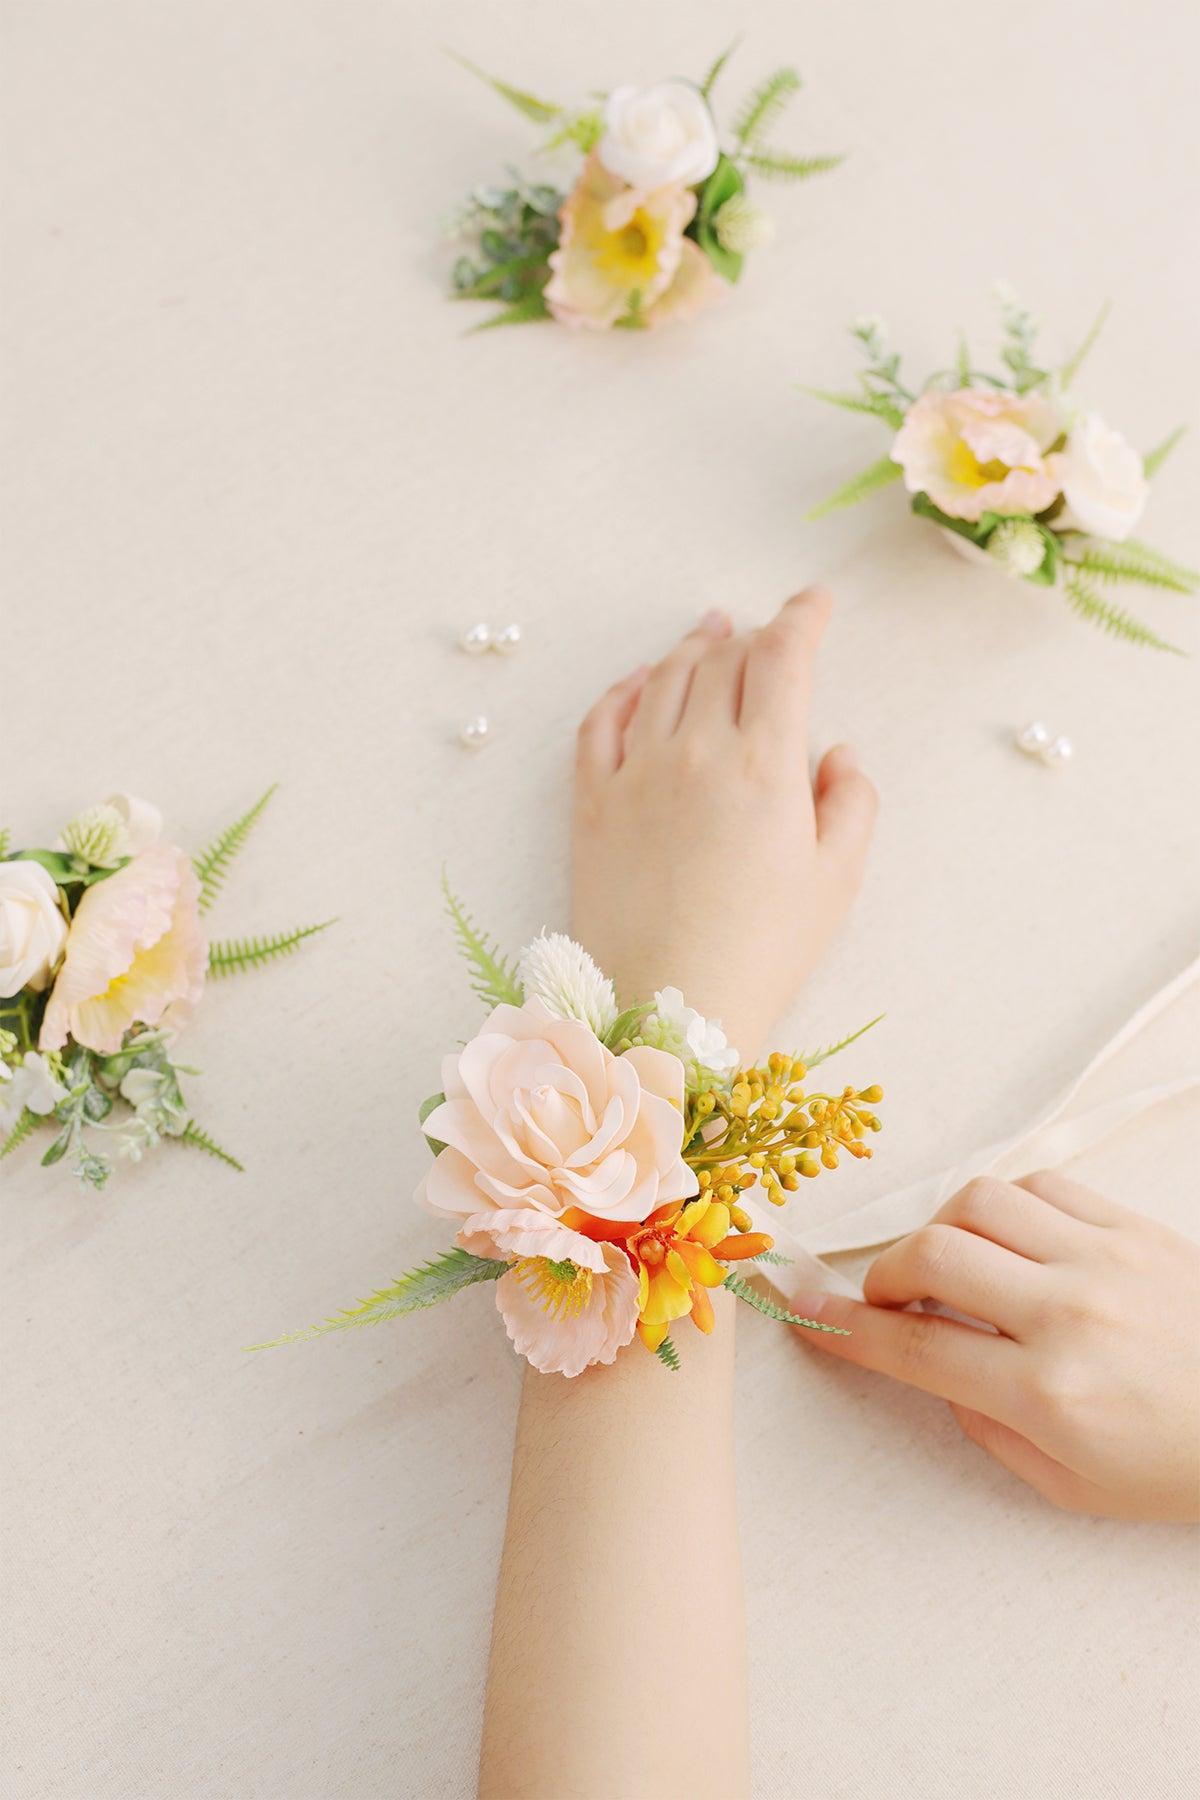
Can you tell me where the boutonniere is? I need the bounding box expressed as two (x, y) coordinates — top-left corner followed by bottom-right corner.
(0, 789), (331, 1187)
(805, 292), (1196, 651)
(256, 883), (882, 1376)
(448, 44), (841, 331)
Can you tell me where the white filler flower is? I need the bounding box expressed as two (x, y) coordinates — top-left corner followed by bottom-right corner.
(597, 82), (719, 191)
(517, 933), (619, 1037)
(649, 987), (740, 1081)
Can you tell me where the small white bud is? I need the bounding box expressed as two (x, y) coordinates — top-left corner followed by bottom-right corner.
(987, 518), (1046, 578)
(712, 194), (775, 255)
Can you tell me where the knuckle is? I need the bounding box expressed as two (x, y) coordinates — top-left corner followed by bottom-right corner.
(896, 1308), (944, 1378)
(951, 1176), (1010, 1230)
(907, 1224), (958, 1287)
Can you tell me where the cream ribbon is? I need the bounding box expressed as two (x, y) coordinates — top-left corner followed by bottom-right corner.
(752, 957), (1200, 1300)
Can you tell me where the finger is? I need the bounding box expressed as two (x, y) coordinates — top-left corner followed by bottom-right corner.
(1014, 1169), (1127, 1229)
(950, 1404), (1115, 1516)
(625, 610), (732, 748)
(814, 744), (878, 893)
(935, 1175), (1091, 1263)
(739, 586), (833, 737)
(789, 1290), (1024, 1420)
(681, 635), (750, 729)
(575, 665), (650, 780)
(863, 1224), (1046, 1338)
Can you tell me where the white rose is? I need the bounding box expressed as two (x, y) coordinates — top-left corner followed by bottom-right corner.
(597, 82), (719, 191)
(0, 861), (68, 997)
(1051, 413), (1148, 543)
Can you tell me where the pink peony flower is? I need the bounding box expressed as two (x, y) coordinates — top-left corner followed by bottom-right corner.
(419, 997), (697, 1231)
(892, 386), (1063, 522)
(488, 1214), (640, 1377)
(544, 155), (718, 331)
(39, 846), (207, 1055)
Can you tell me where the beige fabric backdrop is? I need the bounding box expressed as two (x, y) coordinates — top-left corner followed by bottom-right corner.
(3, 2), (1199, 1796)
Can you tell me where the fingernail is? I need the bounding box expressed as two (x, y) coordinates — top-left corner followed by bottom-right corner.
(700, 608), (727, 632)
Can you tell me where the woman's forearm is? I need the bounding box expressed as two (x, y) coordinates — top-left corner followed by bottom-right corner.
(479, 1288), (748, 1800)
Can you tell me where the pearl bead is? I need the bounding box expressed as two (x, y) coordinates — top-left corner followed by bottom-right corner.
(459, 622), (492, 656)
(491, 622), (522, 655)
(1043, 734), (1073, 766)
(459, 715), (491, 750)
(1017, 720), (1050, 755)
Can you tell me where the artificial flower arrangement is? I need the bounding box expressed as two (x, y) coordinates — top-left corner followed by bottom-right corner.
(805, 292), (1197, 652)
(448, 44), (841, 331)
(255, 884), (883, 1375)
(0, 788), (331, 1188)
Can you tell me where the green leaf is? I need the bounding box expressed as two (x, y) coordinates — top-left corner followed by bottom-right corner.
(798, 1014), (885, 1070)
(654, 1335), (682, 1371)
(723, 1270), (850, 1334)
(1120, 538), (1200, 589)
(0, 1109), (37, 1159)
(441, 872), (523, 1009)
(192, 785), (278, 914)
(1143, 426), (1187, 479)
(750, 1250), (794, 1266)
(448, 53), (561, 125)
(743, 149), (842, 182)
(693, 155), (745, 284)
(248, 1248), (507, 1349)
(806, 457), (903, 520)
(0, 828), (9, 857)
(419, 1091), (448, 1156)
(733, 67), (801, 148)
(179, 1120), (244, 1172)
(467, 290), (551, 331)
(1059, 299), (1110, 387)
(1069, 542), (1198, 595)
(801, 386), (905, 429)
(207, 920), (335, 977)
(955, 334), (971, 385)
(40, 1125), (73, 1167)
(699, 38), (741, 99)
(1061, 570), (1184, 654)
(603, 1002), (654, 1051)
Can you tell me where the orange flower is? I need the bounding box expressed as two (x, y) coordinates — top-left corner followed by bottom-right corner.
(627, 1195), (771, 1351)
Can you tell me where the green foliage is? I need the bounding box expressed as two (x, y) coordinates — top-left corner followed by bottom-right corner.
(442, 872), (523, 1009)
(1121, 538), (1200, 589)
(0, 828), (9, 857)
(744, 149), (842, 182)
(419, 1091), (448, 1156)
(806, 456), (903, 521)
(1069, 542), (1198, 595)
(699, 38), (742, 98)
(249, 1248), (507, 1349)
(996, 287), (1048, 392)
(448, 54), (561, 125)
(1143, 426), (1186, 479)
(207, 921), (334, 978)
(750, 1250), (794, 1266)
(693, 155), (745, 284)
(733, 67), (801, 147)
(193, 785), (278, 914)
(1, 1109), (37, 1159)
(1061, 569), (1183, 654)
(1059, 300), (1110, 388)
(723, 1270), (850, 1334)
(603, 1002), (654, 1051)
(41, 1046), (111, 1188)
(797, 1014), (885, 1070)
(466, 291), (552, 330)
(802, 387), (905, 429)
(654, 1335), (682, 1371)
(179, 1121), (244, 1172)
(451, 176), (561, 327)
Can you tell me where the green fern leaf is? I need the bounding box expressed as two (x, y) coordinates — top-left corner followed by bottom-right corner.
(724, 1270), (850, 1334)
(802, 386), (905, 428)
(733, 68), (801, 147)
(192, 785), (278, 914)
(207, 920), (335, 977)
(248, 1248), (507, 1349)
(744, 149), (842, 182)
(1061, 570), (1183, 654)
(0, 827), (10, 858)
(798, 1013), (885, 1070)
(1059, 299), (1111, 387)
(1118, 538), (1199, 589)
(1070, 544), (1198, 595)
(448, 53), (561, 124)
(699, 38), (742, 99)
(806, 457), (903, 521)
(467, 290), (551, 331)
(178, 1120), (244, 1172)
(1143, 426), (1187, 479)
(750, 1250), (794, 1266)
(655, 1335), (682, 1371)
(1, 1109), (38, 1159)
(442, 872), (523, 1008)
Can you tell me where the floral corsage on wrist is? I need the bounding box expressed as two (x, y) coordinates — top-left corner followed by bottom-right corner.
(806, 291), (1196, 652)
(0, 788), (331, 1188)
(448, 45), (841, 332)
(257, 887), (882, 1375)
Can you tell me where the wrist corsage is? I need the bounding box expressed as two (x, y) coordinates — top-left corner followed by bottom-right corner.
(0, 788), (331, 1188)
(448, 45), (841, 332)
(256, 884), (882, 1375)
(805, 292), (1196, 652)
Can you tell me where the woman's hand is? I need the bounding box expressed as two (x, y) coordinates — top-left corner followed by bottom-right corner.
(793, 1170), (1200, 1521)
(571, 590), (878, 1057)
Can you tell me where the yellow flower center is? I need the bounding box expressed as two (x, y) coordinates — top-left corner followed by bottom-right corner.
(513, 1256), (594, 1319)
(946, 439), (1023, 489)
(590, 207), (665, 286)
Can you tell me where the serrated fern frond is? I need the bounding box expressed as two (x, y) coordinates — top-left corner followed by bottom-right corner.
(798, 1013), (885, 1070)
(1143, 426), (1187, 479)
(178, 1120), (244, 1171)
(192, 785), (278, 913)
(699, 37), (741, 98)
(1059, 299), (1110, 387)
(802, 386), (905, 429)
(1061, 570), (1184, 654)
(733, 67), (801, 147)
(806, 457), (903, 521)
(654, 1335), (682, 1371)
(441, 872), (523, 1008)
(466, 291), (550, 332)
(207, 921), (335, 977)
(249, 1249), (507, 1349)
(448, 53), (561, 124)
(1, 1109), (38, 1159)
(750, 1250), (794, 1266)
(1069, 543), (1198, 594)
(724, 1271), (850, 1334)
(744, 149), (842, 182)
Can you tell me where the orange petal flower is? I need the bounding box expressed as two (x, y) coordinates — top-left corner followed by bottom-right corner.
(627, 1194), (753, 1344)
